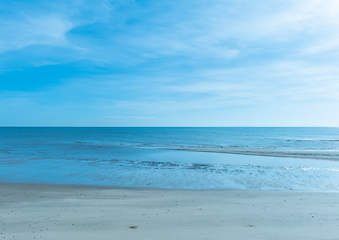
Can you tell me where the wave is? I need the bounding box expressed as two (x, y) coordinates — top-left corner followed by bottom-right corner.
(69, 158), (339, 190)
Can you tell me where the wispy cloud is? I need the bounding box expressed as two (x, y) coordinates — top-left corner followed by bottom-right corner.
(1, 0), (339, 126)
(104, 116), (157, 120)
(0, 0), (112, 54)
(0, 15), (73, 54)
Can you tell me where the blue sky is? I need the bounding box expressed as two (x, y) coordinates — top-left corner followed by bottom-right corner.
(1, 0), (339, 126)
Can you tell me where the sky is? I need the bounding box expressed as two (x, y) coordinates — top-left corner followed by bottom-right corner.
(1, 0), (339, 127)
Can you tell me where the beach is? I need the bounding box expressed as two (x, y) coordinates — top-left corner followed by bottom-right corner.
(1, 182), (339, 240)
(2, 0), (339, 235)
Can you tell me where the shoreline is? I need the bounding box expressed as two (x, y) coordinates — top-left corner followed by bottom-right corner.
(2, 181), (339, 192)
(2, 182), (339, 239)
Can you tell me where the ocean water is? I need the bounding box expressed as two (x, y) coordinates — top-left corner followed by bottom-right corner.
(1, 127), (339, 190)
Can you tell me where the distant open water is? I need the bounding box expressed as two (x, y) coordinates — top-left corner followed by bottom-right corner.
(1, 127), (339, 190)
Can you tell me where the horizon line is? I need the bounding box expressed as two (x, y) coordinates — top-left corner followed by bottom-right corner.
(0, 126), (336, 128)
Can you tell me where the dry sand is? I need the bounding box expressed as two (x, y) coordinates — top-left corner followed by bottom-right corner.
(1, 182), (339, 240)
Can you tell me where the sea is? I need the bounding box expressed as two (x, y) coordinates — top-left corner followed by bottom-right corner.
(1, 127), (339, 191)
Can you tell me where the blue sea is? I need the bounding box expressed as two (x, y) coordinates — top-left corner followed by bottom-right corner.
(1, 127), (339, 190)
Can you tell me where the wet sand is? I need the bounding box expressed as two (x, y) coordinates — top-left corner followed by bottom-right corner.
(1, 182), (339, 240)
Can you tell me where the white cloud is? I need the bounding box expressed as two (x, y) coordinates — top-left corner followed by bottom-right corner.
(166, 82), (251, 94)
(0, 15), (73, 54)
(0, 0), (113, 54)
(104, 116), (157, 119)
(143, 0), (339, 57)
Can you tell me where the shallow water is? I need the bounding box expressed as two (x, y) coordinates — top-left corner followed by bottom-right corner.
(1, 127), (339, 190)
